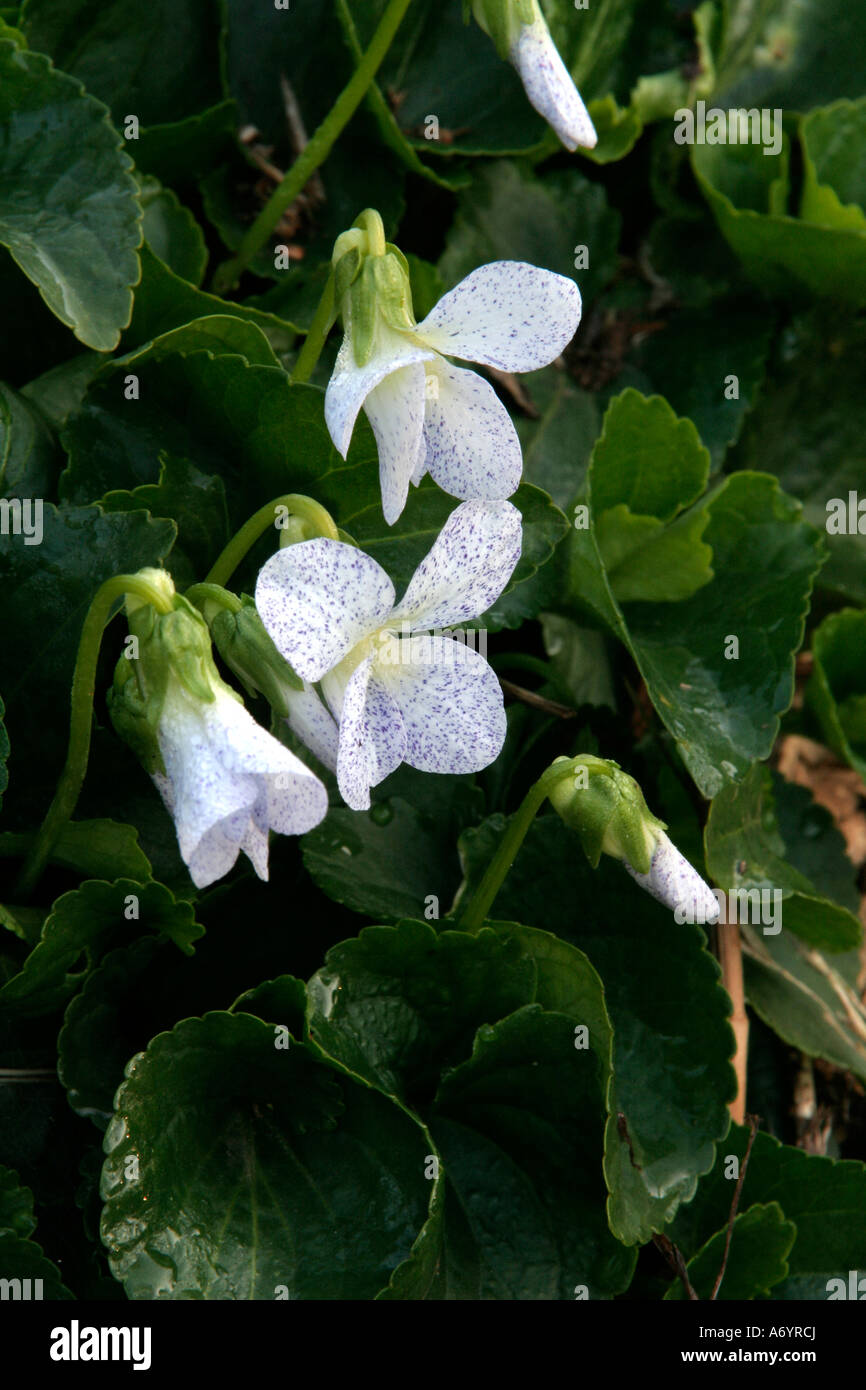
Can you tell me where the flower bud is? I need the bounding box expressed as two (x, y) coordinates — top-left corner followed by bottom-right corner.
(548, 755), (662, 873)
(472, 0), (597, 151)
(210, 599), (303, 718)
(547, 754), (719, 921)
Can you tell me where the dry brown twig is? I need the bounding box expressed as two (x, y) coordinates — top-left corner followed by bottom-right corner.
(717, 894), (749, 1125)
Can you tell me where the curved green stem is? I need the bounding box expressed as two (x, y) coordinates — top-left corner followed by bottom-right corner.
(458, 759), (581, 933)
(204, 494), (340, 588)
(211, 0), (414, 293)
(15, 573), (174, 900)
(184, 583), (244, 626)
(291, 270), (336, 384)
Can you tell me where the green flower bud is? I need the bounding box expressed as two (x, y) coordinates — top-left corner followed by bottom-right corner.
(210, 598), (303, 718)
(547, 755), (665, 874)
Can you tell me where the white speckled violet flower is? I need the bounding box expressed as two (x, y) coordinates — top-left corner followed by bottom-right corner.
(326, 213), (581, 525)
(256, 500), (522, 811)
(472, 0), (597, 152)
(108, 572), (328, 890)
(150, 678), (328, 890)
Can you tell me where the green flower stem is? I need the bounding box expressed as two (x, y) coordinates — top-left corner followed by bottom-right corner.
(458, 758), (585, 933)
(291, 270), (336, 384)
(15, 573), (174, 900)
(356, 207), (386, 256)
(204, 494), (340, 588)
(211, 0), (415, 293)
(184, 583), (244, 626)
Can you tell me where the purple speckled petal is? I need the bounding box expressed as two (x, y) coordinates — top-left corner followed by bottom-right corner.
(414, 262), (581, 372)
(392, 499), (522, 630)
(336, 657), (407, 811)
(623, 830), (721, 923)
(511, 19), (597, 152)
(256, 540), (395, 682)
(284, 681), (340, 772)
(237, 815), (271, 881)
(363, 361), (428, 525)
(410, 448), (428, 487)
(421, 359), (523, 502)
(378, 635), (506, 774)
(154, 682), (327, 888)
(325, 321), (436, 458)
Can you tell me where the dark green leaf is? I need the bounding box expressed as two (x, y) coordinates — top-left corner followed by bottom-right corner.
(564, 433), (825, 796)
(100, 1010), (439, 1299)
(138, 177), (208, 286)
(303, 772), (482, 921)
(0, 878), (203, 1017)
(457, 813), (736, 1243)
(438, 160), (621, 305)
(800, 98), (866, 232)
(123, 244), (300, 357)
(230, 974), (307, 1036)
(0, 1163), (35, 1236)
(705, 762), (862, 952)
(0, 380), (59, 499)
(21, 0), (226, 128)
(100, 453), (229, 588)
(430, 1006), (634, 1299)
(0, 818), (152, 883)
(19, 352), (102, 432)
(742, 925), (866, 1081)
(728, 309), (866, 603)
(693, 138), (866, 306)
(307, 919), (538, 1102)
(665, 1202), (795, 1300)
(0, 39), (141, 349)
(0, 1231), (74, 1297)
(632, 301), (772, 471)
(671, 1124), (866, 1299)
(0, 504), (175, 824)
(807, 608), (866, 780)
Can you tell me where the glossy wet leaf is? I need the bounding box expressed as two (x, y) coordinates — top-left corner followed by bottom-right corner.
(670, 1124), (866, 1299)
(100, 1011), (440, 1299)
(457, 813), (736, 1244)
(0, 39), (141, 349)
(0, 878), (203, 1017)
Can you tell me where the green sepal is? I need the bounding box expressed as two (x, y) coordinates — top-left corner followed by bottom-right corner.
(471, 0), (533, 57)
(349, 256), (379, 367)
(373, 249), (416, 332)
(150, 603), (217, 705)
(109, 592), (226, 778)
(210, 598), (304, 717)
(547, 756), (665, 874)
(106, 654), (166, 779)
(334, 244), (362, 307)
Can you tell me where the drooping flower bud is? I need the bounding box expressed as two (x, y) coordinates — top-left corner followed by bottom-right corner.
(472, 0), (597, 151)
(209, 597), (303, 719)
(548, 755), (719, 922)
